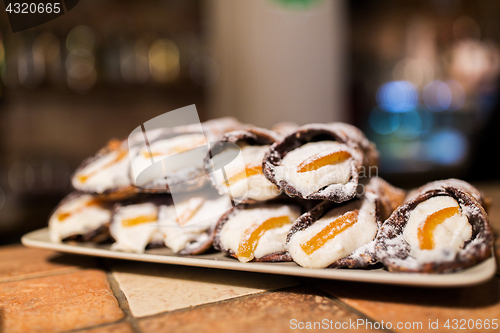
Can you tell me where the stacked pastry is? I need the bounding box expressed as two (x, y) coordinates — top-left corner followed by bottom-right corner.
(49, 117), (242, 254)
(48, 119), (493, 273)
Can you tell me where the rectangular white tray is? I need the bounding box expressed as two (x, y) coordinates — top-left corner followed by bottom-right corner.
(22, 228), (496, 287)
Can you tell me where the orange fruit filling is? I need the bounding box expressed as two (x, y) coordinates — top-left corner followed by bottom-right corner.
(417, 206), (461, 250)
(78, 149), (128, 184)
(300, 210), (359, 255)
(121, 214), (157, 228)
(236, 215), (291, 258)
(57, 199), (101, 222)
(297, 150), (351, 173)
(223, 164), (263, 187)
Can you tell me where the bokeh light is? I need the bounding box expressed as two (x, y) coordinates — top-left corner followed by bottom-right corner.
(66, 26), (97, 92)
(149, 39), (180, 83)
(66, 26), (96, 55)
(425, 129), (468, 165)
(376, 81), (418, 113)
(394, 110), (422, 140)
(446, 80), (466, 110)
(423, 81), (452, 111)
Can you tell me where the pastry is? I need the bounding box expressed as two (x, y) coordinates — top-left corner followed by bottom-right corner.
(110, 199), (164, 253)
(49, 192), (114, 243)
(205, 126), (282, 203)
(129, 117), (242, 193)
(213, 199), (305, 262)
(286, 177), (405, 268)
(375, 179), (493, 273)
(158, 191), (232, 254)
(71, 136), (148, 200)
(262, 123), (378, 202)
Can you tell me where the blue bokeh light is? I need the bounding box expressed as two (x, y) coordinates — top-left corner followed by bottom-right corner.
(426, 129), (468, 165)
(394, 110), (422, 140)
(376, 81), (418, 113)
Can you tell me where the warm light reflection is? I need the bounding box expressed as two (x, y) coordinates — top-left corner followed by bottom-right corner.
(66, 26), (97, 93)
(149, 39), (180, 83)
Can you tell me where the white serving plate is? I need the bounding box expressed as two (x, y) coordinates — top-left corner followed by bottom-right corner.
(22, 228), (496, 288)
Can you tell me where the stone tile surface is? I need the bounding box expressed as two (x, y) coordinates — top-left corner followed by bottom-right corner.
(319, 276), (500, 333)
(111, 261), (299, 317)
(0, 270), (123, 333)
(0, 244), (97, 283)
(139, 286), (378, 333)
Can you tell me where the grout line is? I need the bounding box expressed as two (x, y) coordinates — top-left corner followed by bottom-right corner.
(136, 285), (295, 321)
(310, 286), (396, 333)
(105, 270), (143, 333)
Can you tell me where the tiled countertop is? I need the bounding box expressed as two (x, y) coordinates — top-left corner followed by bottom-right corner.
(1, 183), (500, 333)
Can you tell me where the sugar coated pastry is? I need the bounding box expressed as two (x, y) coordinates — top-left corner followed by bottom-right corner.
(263, 123), (378, 202)
(213, 199), (305, 262)
(286, 177), (405, 269)
(158, 192), (232, 255)
(205, 126), (282, 203)
(375, 179), (493, 273)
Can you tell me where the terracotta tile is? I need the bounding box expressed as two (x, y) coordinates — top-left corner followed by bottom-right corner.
(319, 277), (500, 333)
(77, 322), (134, 333)
(111, 261), (298, 317)
(0, 244), (98, 283)
(0, 270), (124, 333)
(139, 286), (378, 333)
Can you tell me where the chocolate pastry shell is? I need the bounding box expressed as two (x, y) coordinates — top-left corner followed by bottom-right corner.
(285, 177), (406, 269)
(205, 126), (282, 204)
(262, 123), (378, 202)
(177, 224), (219, 255)
(375, 186), (493, 273)
(213, 197), (312, 262)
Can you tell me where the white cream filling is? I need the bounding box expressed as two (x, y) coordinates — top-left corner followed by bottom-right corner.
(213, 145), (280, 201)
(403, 196), (472, 264)
(158, 196), (231, 253)
(131, 133), (207, 187)
(73, 147), (136, 193)
(110, 203), (160, 253)
(49, 195), (111, 243)
(286, 199), (377, 269)
(273, 141), (352, 197)
(219, 204), (301, 263)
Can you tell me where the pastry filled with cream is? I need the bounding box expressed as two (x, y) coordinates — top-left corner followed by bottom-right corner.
(72, 139), (139, 200)
(49, 193), (113, 243)
(130, 131), (209, 192)
(286, 177), (405, 269)
(263, 123), (378, 202)
(206, 127), (282, 203)
(376, 179), (493, 273)
(214, 202), (302, 263)
(110, 201), (162, 253)
(158, 194), (232, 254)
(129, 117), (243, 193)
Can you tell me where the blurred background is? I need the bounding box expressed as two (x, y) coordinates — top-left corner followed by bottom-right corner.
(0, 0), (499, 243)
